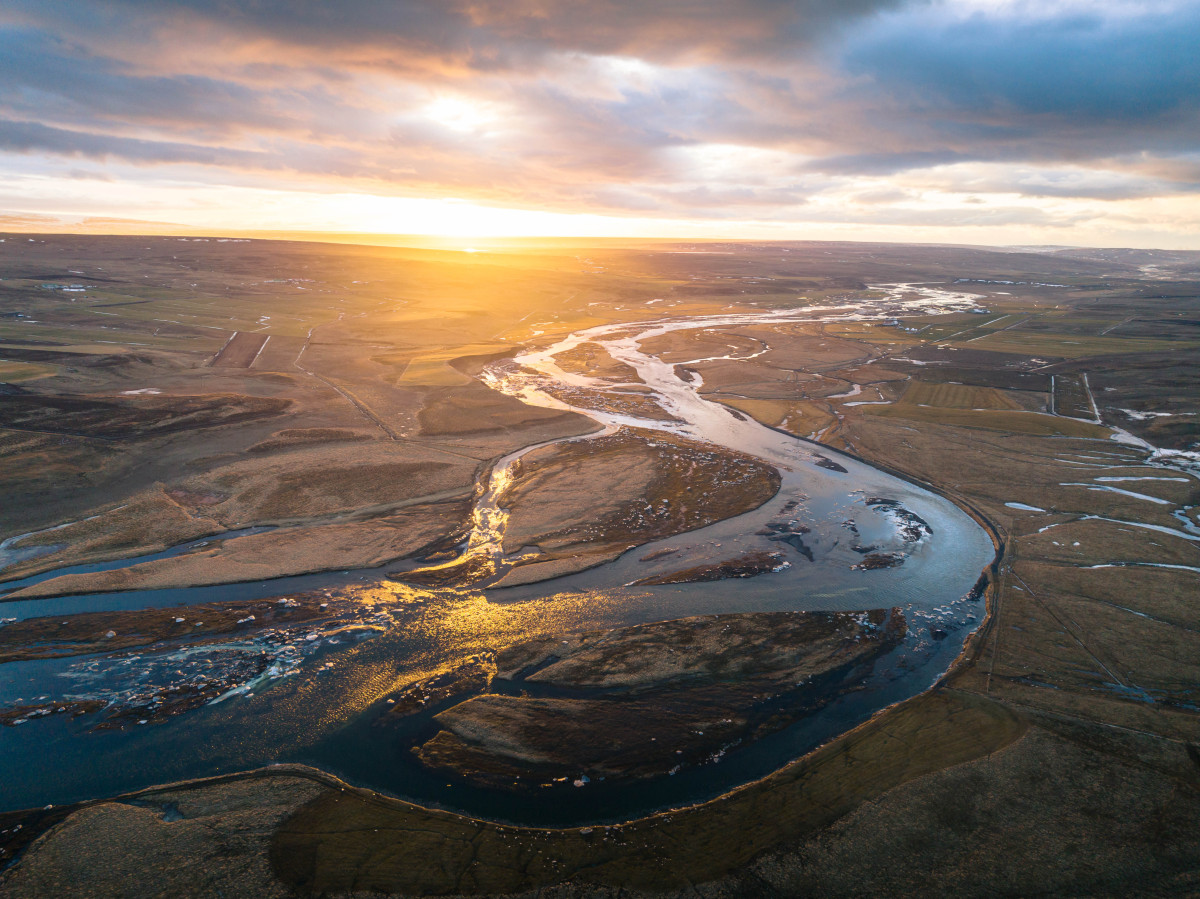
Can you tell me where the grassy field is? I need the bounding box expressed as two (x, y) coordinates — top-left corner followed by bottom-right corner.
(0, 360), (57, 381)
(395, 355), (475, 387)
(862, 403), (1111, 437)
(962, 328), (1198, 357)
(821, 321), (916, 347)
(900, 380), (1025, 410)
(2, 236), (1198, 898)
(1051, 372), (1096, 419)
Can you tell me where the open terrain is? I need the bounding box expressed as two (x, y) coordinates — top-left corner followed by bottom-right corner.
(1, 236), (1198, 897)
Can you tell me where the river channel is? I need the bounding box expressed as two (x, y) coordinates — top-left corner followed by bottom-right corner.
(0, 285), (997, 824)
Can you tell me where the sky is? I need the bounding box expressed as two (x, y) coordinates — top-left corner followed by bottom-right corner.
(1, 0), (1199, 247)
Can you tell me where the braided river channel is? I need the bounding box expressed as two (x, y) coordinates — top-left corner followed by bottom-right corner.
(0, 285), (997, 824)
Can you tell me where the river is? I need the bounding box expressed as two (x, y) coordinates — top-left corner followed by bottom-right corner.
(0, 284), (997, 824)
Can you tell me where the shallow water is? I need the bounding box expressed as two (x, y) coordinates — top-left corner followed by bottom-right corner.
(0, 527), (275, 599)
(0, 285), (998, 822)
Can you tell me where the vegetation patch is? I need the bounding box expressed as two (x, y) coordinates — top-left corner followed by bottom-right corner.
(862, 402), (1110, 437)
(901, 380), (1025, 411)
(405, 610), (905, 789)
(0, 393), (290, 439)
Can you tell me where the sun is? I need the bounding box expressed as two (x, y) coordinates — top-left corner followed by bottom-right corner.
(420, 96), (499, 133)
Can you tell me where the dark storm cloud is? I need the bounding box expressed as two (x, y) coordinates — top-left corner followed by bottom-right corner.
(3, 0), (907, 69)
(842, 6), (1200, 121)
(832, 3), (1200, 170)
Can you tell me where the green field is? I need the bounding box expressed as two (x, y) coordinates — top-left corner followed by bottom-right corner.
(900, 380), (1026, 410)
(963, 329), (1197, 357)
(864, 402), (1111, 437)
(0, 360), (58, 382)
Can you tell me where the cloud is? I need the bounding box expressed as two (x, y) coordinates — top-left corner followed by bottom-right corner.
(929, 162), (1200, 202)
(0, 28), (291, 136)
(1, 0), (905, 75)
(0, 118), (270, 167)
(834, 2), (1200, 166)
(0, 0), (1197, 239)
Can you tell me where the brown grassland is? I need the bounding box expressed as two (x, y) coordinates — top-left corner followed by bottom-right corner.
(1, 237), (1198, 897)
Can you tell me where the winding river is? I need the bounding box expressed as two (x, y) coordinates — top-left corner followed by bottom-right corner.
(0, 284), (997, 824)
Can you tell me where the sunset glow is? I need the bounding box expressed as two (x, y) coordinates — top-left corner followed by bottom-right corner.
(1, 1), (1199, 246)
(2, 4), (1199, 884)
